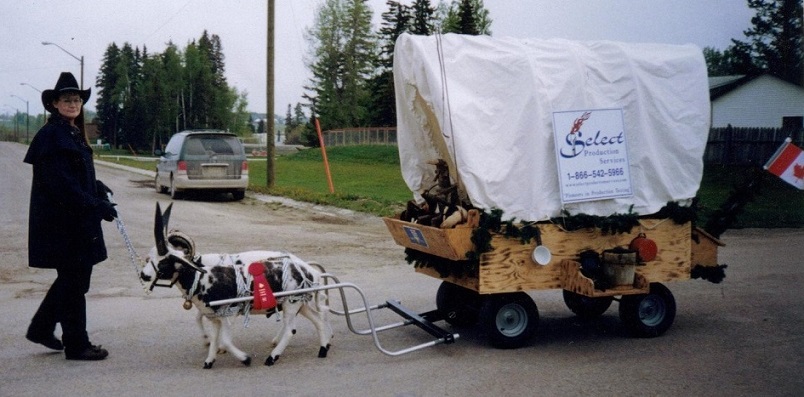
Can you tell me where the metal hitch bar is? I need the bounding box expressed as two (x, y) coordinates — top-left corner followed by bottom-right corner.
(208, 272), (458, 357)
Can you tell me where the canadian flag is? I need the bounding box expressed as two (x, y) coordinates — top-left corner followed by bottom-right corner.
(764, 138), (804, 190)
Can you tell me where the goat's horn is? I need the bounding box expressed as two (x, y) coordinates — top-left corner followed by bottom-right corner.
(155, 203), (167, 256)
(172, 254), (207, 274)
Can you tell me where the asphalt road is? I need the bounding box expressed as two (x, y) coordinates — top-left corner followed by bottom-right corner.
(1, 141), (802, 397)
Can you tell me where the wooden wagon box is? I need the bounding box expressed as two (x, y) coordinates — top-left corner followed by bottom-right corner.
(384, 216), (724, 297)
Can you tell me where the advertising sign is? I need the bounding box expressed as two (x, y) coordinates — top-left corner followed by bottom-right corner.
(552, 109), (633, 203)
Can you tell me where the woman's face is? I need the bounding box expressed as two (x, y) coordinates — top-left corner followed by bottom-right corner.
(53, 93), (83, 122)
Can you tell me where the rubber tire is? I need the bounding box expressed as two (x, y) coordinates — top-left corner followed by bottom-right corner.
(155, 172), (167, 194)
(232, 190), (245, 201)
(170, 176), (182, 200)
(435, 282), (480, 327)
(619, 282), (676, 338)
(479, 292), (539, 349)
(562, 290), (613, 319)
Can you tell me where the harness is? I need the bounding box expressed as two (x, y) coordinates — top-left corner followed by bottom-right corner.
(148, 254), (318, 327)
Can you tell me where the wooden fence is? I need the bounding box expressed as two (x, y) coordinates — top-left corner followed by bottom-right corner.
(705, 127), (804, 165)
(324, 126), (804, 166)
(322, 127), (397, 147)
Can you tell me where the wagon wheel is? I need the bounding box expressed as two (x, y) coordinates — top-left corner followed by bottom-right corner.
(618, 282), (676, 338)
(435, 281), (480, 327)
(562, 290), (613, 319)
(478, 292), (539, 349)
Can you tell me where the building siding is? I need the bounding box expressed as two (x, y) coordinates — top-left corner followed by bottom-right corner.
(711, 75), (804, 128)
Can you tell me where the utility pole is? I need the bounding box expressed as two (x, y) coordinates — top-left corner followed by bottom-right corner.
(266, 0), (276, 187)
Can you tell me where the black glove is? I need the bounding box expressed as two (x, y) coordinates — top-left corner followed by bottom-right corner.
(96, 180), (113, 199)
(98, 200), (118, 222)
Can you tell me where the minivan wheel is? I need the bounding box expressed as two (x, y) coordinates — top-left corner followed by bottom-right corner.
(154, 173), (167, 194)
(170, 176), (182, 200)
(232, 190), (245, 201)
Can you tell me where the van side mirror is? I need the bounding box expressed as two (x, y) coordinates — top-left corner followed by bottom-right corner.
(153, 149), (163, 157)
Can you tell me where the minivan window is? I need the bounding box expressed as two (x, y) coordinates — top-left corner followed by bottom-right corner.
(163, 135), (184, 157)
(182, 136), (241, 157)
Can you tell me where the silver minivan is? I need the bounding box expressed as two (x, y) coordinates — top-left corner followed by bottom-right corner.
(155, 130), (248, 200)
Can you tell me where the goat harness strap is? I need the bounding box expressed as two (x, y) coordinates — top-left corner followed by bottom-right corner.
(182, 269), (202, 310)
(248, 262), (277, 311)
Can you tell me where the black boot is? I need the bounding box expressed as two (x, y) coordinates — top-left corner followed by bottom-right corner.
(65, 344), (108, 361)
(26, 330), (64, 351)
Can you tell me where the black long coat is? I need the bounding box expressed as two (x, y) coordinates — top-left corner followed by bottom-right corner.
(24, 116), (108, 269)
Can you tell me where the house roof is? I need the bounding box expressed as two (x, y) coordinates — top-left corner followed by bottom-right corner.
(708, 74), (757, 100)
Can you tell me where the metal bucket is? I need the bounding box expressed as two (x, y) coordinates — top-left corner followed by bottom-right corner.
(602, 249), (637, 286)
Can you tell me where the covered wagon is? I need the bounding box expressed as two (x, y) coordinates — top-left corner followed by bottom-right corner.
(384, 33), (725, 348)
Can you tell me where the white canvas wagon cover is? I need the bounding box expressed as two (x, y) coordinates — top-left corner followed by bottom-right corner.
(393, 33), (710, 221)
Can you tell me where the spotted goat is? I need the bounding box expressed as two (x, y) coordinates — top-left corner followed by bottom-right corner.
(140, 203), (333, 369)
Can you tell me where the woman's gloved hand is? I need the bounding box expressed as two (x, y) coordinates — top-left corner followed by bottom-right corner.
(98, 200), (118, 222)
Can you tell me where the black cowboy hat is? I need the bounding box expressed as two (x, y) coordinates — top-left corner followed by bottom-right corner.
(41, 72), (91, 113)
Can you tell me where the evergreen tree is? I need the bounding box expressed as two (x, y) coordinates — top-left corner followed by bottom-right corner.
(95, 43), (122, 147)
(306, 0), (378, 131)
(94, 31), (248, 151)
(369, 0), (411, 126)
(439, 0), (491, 35)
(410, 0), (434, 35)
(114, 43), (136, 148)
(257, 119), (265, 134)
(285, 103), (295, 131)
(731, 0), (803, 85)
(293, 103), (307, 127)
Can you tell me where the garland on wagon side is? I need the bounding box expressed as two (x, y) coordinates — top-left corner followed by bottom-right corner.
(404, 201), (699, 279)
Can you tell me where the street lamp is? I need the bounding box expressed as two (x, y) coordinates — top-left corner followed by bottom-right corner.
(21, 82), (45, 131)
(11, 94), (29, 144)
(41, 41), (84, 90)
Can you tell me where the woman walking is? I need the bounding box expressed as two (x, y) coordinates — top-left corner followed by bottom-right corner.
(24, 72), (117, 360)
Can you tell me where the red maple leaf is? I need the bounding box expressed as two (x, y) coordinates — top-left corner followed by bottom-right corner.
(794, 163), (804, 180)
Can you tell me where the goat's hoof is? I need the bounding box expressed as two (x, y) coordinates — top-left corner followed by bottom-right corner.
(203, 360), (215, 369)
(242, 356), (252, 366)
(318, 344), (331, 358)
(264, 355), (279, 366)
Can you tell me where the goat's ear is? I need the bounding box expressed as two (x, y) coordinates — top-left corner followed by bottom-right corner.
(155, 203), (168, 256)
(171, 254), (207, 274)
(162, 203), (173, 229)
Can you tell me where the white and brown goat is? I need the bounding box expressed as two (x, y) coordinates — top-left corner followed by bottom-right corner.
(140, 203), (333, 368)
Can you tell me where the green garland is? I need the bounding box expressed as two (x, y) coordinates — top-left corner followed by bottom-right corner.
(405, 201), (700, 279)
(404, 248), (479, 279)
(691, 264), (728, 284)
(550, 206), (640, 235)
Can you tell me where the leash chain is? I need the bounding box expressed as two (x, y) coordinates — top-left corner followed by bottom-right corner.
(107, 193), (145, 287)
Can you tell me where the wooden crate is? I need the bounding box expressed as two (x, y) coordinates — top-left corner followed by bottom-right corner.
(382, 210), (479, 261)
(691, 227), (725, 267)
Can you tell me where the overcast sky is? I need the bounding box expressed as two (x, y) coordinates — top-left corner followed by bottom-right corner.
(2, 0), (754, 117)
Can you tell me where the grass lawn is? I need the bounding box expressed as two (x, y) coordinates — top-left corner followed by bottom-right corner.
(104, 145), (803, 228)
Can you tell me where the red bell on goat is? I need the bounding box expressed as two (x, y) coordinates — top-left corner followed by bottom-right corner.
(629, 233), (658, 262)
